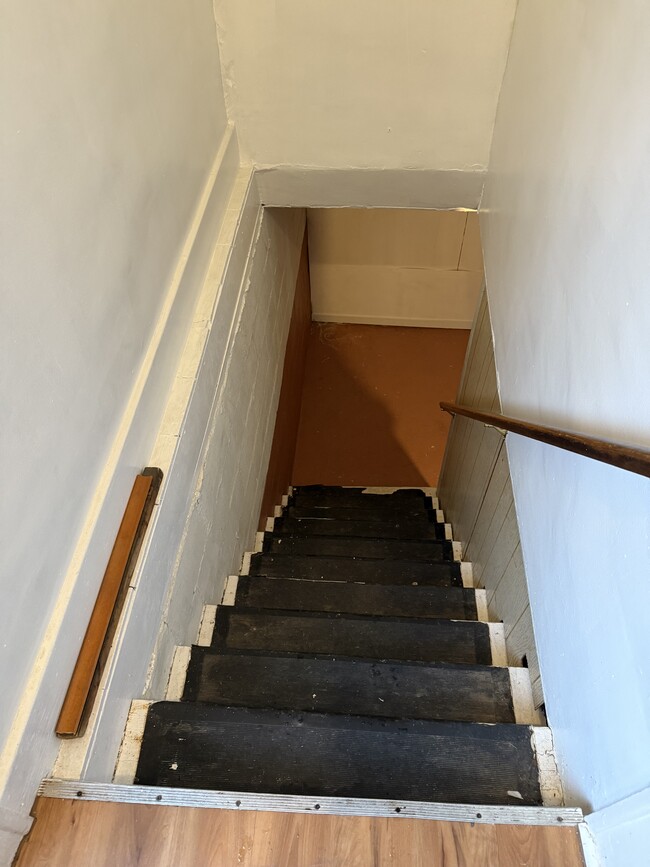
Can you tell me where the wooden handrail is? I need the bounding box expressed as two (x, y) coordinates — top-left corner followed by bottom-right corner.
(440, 402), (650, 479)
(56, 467), (163, 737)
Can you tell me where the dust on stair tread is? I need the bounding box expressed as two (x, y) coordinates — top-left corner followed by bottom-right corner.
(264, 533), (454, 562)
(290, 486), (432, 510)
(274, 515), (447, 541)
(285, 504), (439, 522)
(134, 703), (542, 806)
(235, 576), (478, 619)
(247, 553), (463, 586)
(211, 607), (493, 665)
(183, 651), (516, 723)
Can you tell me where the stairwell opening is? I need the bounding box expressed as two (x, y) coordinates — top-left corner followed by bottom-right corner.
(261, 206), (484, 511)
(50, 195), (552, 830)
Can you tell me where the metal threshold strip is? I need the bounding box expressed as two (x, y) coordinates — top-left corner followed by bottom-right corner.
(39, 779), (583, 827)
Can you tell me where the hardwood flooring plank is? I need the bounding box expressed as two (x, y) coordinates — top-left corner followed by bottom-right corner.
(17, 799), (585, 867)
(495, 823), (586, 866)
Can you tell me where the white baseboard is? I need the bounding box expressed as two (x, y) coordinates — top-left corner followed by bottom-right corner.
(579, 822), (603, 867)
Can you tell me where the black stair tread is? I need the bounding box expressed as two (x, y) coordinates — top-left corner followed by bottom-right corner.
(211, 607), (492, 665)
(235, 576), (478, 620)
(274, 515), (447, 541)
(135, 703), (541, 805)
(183, 650), (516, 723)
(291, 486), (432, 510)
(264, 534), (454, 562)
(247, 553), (463, 587)
(286, 504), (439, 522)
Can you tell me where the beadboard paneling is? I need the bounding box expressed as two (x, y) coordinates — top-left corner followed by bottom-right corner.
(438, 290), (543, 706)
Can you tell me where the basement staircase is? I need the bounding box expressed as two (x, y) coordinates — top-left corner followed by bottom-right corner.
(128, 485), (563, 812)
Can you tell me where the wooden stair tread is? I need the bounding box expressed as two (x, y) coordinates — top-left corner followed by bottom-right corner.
(285, 504), (438, 522)
(264, 533), (454, 562)
(291, 486), (432, 510)
(211, 607), (493, 665)
(183, 651), (516, 723)
(235, 576), (478, 619)
(248, 553), (462, 586)
(273, 515), (447, 540)
(135, 703), (542, 805)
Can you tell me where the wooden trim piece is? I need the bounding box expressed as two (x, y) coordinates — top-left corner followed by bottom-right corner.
(166, 647), (191, 701)
(441, 402), (650, 479)
(37, 779), (583, 826)
(460, 563), (474, 588)
(113, 701), (153, 785)
(488, 623), (508, 667)
(509, 668), (543, 726)
(197, 605), (218, 645)
(221, 577), (239, 607)
(56, 469), (163, 738)
(532, 728), (565, 807)
(475, 589), (489, 621)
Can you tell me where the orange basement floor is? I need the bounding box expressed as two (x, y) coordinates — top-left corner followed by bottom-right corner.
(292, 323), (469, 487)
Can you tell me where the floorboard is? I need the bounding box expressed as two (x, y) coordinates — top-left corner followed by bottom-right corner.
(15, 798), (585, 867)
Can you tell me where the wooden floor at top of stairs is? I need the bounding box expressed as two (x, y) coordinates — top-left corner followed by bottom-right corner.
(15, 797), (586, 867)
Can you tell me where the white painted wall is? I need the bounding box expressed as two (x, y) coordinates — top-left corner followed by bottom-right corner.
(53, 184), (306, 789)
(0, 2), (234, 859)
(482, 2), (650, 862)
(217, 0), (518, 207)
(308, 209), (483, 328)
(439, 290), (543, 707)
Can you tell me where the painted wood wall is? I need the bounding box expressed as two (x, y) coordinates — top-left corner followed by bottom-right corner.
(438, 290), (543, 706)
(258, 229), (312, 527)
(307, 209), (483, 328)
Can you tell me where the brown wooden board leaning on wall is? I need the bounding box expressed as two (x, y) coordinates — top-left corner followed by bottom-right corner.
(55, 467), (163, 738)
